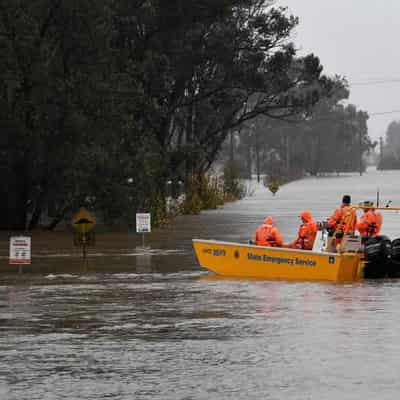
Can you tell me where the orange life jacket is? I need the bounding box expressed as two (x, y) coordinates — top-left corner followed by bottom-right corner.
(292, 219), (318, 250)
(375, 211), (382, 234)
(357, 210), (382, 237)
(328, 205), (357, 234)
(255, 224), (283, 247)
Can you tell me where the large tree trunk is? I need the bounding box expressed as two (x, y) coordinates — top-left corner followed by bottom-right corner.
(28, 186), (47, 230)
(12, 160), (30, 230)
(44, 207), (68, 231)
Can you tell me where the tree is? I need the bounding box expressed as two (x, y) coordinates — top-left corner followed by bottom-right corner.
(0, 0), (117, 229)
(0, 0), (356, 230)
(224, 76), (373, 178)
(379, 120), (400, 169)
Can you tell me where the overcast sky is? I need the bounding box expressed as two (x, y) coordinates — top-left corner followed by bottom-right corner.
(278, 0), (400, 140)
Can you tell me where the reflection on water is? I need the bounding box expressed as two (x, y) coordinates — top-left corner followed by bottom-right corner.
(2, 169), (400, 399)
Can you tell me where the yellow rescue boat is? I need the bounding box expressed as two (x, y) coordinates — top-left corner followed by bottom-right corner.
(193, 239), (364, 282)
(193, 204), (400, 282)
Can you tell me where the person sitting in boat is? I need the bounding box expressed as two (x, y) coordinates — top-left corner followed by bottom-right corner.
(357, 201), (382, 239)
(327, 194), (357, 252)
(254, 216), (283, 247)
(287, 211), (318, 250)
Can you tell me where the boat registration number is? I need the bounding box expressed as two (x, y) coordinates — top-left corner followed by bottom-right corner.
(203, 248), (226, 256)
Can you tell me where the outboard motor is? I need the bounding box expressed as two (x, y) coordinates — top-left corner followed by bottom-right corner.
(363, 235), (392, 278)
(388, 238), (400, 278)
(391, 238), (400, 262)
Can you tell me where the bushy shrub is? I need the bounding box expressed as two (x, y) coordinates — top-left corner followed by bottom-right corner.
(181, 174), (225, 214)
(223, 163), (246, 201)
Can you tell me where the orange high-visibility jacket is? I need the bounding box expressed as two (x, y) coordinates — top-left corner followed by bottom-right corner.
(254, 217), (283, 247)
(328, 205), (357, 234)
(292, 216), (318, 250)
(357, 210), (382, 237)
(375, 211), (382, 234)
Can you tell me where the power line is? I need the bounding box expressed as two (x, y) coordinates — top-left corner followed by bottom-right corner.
(344, 79), (400, 117)
(369, 109), (400, 116)
(350, 78), (400, 86)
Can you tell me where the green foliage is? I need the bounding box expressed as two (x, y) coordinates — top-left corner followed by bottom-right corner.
(0, 0), (344, 230)
(379, 121), (400, 169)
(223, 163), (246, 201)
(220, 76), (373, 179)
(181, 174), (225, 214)
(265, 176), (281, 195)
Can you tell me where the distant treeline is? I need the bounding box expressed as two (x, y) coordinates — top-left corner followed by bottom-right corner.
(378, 121), (400, 170)
(0, 1), (371, 230)
(219, 78), (373, 179)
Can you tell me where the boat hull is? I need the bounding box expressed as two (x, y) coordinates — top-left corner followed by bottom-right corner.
(193, 239), (362, 282)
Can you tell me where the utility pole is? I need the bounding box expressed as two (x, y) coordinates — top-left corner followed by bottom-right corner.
(359, 126), (362, 176)
(229, 130), (234, 164)
(379, 136), (383, 169)
(255, 125), (260, 183)
(286, 134), (290, 174)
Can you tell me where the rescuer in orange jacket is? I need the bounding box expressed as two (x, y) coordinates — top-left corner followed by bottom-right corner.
(254, 216), (283, 247)
(287, 211), (318, 250)
(327, 194), (357, 236)
(326, 194), (357, 252)
(357, 201), (382, 238)
(375, 209), (383, 234)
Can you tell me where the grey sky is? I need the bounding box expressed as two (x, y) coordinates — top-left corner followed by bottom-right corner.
(278, 0), (400, 141)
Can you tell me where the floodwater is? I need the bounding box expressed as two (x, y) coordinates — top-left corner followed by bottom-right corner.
(1, 168), (400, 399)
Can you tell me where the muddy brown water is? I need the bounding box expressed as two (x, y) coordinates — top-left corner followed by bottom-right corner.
(2, 168), (400, 399)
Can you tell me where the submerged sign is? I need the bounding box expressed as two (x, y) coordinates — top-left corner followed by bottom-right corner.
(136, 213), (151, 233)
(9, 236), (31, 265)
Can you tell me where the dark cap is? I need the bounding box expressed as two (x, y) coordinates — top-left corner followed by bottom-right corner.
(342, 195), (351, 204)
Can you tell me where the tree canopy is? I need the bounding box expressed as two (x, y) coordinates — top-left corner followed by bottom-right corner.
(220, 76), (373, 178)
(379, 120), (400, 169)
(0, 0), (369, 230)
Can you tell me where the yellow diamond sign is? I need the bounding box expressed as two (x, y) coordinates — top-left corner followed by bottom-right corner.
(72, 207), (96, 233)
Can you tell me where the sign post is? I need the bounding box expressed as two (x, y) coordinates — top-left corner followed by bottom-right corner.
(136, 213), (151, 248)
(72, 208), (96, 259)
(9, 236), (31, 273)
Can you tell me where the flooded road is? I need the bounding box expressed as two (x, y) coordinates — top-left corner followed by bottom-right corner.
(2, 168), (400, 399)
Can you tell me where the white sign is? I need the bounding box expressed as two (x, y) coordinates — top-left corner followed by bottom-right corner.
(136, 213), (151, 233)
(9, 236), (31, 265)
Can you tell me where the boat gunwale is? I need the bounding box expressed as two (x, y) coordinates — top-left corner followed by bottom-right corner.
(192, 238), (345, 258)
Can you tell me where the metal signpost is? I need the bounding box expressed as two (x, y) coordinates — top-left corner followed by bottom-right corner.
(9, 236), (31, 273)
(72, 207), (96, 259)
(136, 213), (151, 248)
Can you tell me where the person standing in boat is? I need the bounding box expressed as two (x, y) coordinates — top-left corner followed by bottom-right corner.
(254, 216), (283, 247)
(357, 201), (382, 239)
(326, 194), (357, 252)
(287, 211), (318, 250)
